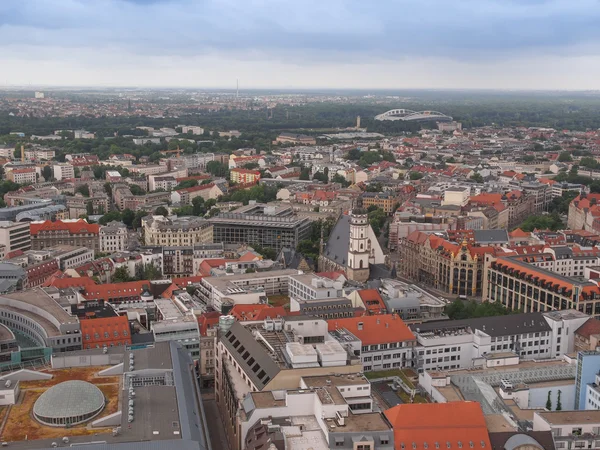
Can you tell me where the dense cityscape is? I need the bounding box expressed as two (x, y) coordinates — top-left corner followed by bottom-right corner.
(0, 86), (599, 450)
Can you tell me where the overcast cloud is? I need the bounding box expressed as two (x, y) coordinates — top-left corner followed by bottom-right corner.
(1, 0), (599, 89)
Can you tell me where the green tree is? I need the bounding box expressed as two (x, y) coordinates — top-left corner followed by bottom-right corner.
(332, 173), (350, 187)
(558, 151), (573, 162)
(175, 180), (198, 190)
(122, 208), (135, 227)
(470, 173), (484, 183)
(143, 263), (162, 280)
(113, 266), (132, 283)
(546, 391), (552, 410)
(206, 161), (229, 178)
(86, 200), (94, 216)
(444, 299), (513, 320)
(192, 196), (206, 216)
(129, 184), (145, 195)
(155, 206), (169, 217)
(75, 184), (90, 197)
(251, 243), (276, 260)
(104, 182), (112, 197)
(99, 210), (122, 225)
(518, 214), (564, 232)
(42, 165), (53, 181)
(133, 210), (147, 229)
(243, 162), (260, 170)
(299, 167), (310, 180)
(409, 171), (424, 180)
(556, 390), (562, 411)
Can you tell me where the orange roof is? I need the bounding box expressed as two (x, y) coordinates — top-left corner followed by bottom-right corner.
(469, 193), (503, 206)
(357, 289), (386, 314)
(509, 228), (530, 238)
(30, 219), (99, 236)
(384, 402), (491, 450)
(231, 168), (261, 175)
(42, 275), (97, 289)
(12, 168), (35, 174)
(83, 281), (148, 301)
(198, 311), (221, 336)
(172, 276), (203, 287)
(229, 304), (287, 321)
(327, 314), (415, 345)
(315, 271), (346, 281)
(80, 315), (131, 347)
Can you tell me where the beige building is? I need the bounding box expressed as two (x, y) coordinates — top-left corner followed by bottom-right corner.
(53, 163), (75, 181)
(142, 215), (213, 247)
(99, 221), (127, 253)
(0, 221), (31, 254)
(8, 168), (37, 184)
(400, 230), (492, 297)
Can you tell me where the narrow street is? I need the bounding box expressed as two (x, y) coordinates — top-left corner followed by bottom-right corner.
(202, 392), (230, 450)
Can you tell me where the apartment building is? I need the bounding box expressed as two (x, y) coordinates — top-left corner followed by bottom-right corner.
(8, 168), (37, 184)
(230, 168), (261, 184)
(329, 315), (416, 371)
(99, 221), (127, 253)
(30, 219), (99, 252)
(361, 192), (397, 214)
(197, 269), (300, 312)
(162, 246), (194, 276)
(24, 147), (55, 160)
(483, 255), (600, 317)
(400, 230), (495, 297)
(216, 317), (361, 450)
(142, 215), (213, 247)
(0, 221), (31, 253)
(67, 192), (109, 218)
(53, 162), (75, 180)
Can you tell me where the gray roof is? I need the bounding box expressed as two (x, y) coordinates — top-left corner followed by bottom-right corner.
(35, 441), (202, 450)
(221, 321), (280, 390)
(411, 312), (551, 337)
(489, 431), (555, 450)
(323, 215), (351, 266)
(473, 229), (509, 244)
(33, 380), (105, 420)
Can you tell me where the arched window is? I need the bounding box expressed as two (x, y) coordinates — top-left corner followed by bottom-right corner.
(360, 243), (364, 250)
(359, 260), (364, 269)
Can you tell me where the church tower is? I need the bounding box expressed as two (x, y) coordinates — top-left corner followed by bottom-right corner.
(347, 209), (370, 282)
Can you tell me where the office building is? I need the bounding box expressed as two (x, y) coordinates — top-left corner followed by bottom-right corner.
(53, 163), (75, 181)
(209, 204), (311, 252)
(99, 221), (127, 253)
(0, 221), (31, 253)
(143, 215), (213, 247)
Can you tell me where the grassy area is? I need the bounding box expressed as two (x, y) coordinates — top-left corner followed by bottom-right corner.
(268, 295), (290, 308)
(2, 368), (121, 442)
(364, 369), (416, 389)
(397, 390), (429, 404)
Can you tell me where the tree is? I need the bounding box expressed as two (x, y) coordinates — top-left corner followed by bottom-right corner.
(132, 210), (147, 229)
(42, 165), (52, 181)
(409, 171), (424, 180)
(548, 191), (579, 215)
(175, 180), (198, 190)
(251, 243), (276, 260)
(192, 196), (206, 216)
(75, 184), (90, 197)
(98, 210), (122, 225)
(122, 208), (135, 227)
(556, 390), (562, 411)
(243, 162), (259, 170)
(129, 184), (145, 195)
(558, 151), (573, 162)
(104, 182), (112, 197)
(86, 200), (94, 216)
(546, 391), (552, 410)
(113, 266), (132, 283)
(470, 173), (484, 183)
(332, 173), (350, 187)
(142, 263), (162, 281)
(299, 167), (310, 180)
(518, 214), (564, 232)
(206, 161), (229, 178)
(312, 171), (328, 182)
(155, 206), (169, 217)
(444, 299), (512, 320)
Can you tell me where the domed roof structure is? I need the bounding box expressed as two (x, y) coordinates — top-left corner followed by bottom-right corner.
(33, 380), (105, 427)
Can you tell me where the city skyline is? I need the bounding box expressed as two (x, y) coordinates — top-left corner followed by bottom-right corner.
(1, 0), (600, 90)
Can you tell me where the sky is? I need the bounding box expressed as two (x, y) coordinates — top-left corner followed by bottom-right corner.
(1, 0), (600, 90)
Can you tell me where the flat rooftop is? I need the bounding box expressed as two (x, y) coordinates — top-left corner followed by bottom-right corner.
(2, 288), (77, 325)
(302, 374), (369, 387)
(250, 391), (286, 409)
(536, 410), (600, 425)
(329, 411), (391, 432)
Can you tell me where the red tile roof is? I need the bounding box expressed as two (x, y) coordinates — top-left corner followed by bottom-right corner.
(576, 318), (600, 339)
(198, 311), (221, 336)
(80, 315), (131, 348)
(42, 274), (97, 289)
(230, 304), (288, 321)
(327, 314), (415, 345)
(384, 402), (491, 450)
(357, 289), (387, 314)
(172, 276), (203, 288)
(83, 281), (149, 301)
(30, 219), (99, 236)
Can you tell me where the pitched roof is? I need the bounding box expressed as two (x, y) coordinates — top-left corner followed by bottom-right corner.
(230, 304), (288, 321)
(30, 219), (99, 236)
(575, 318), (600, 339)
(198, 311), (221, 336)
(509, 228), (530, 238)
(322, 214), (351, 267)
(357, 289), (387, 314)
(328, 314), (415, 345)
(384, 402), (492, 450)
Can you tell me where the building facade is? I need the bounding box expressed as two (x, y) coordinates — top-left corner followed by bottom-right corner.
(30, 219), (99, 252)
(143, 215), (213, 247)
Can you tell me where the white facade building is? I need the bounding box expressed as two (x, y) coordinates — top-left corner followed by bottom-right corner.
(99, 221), (127, 253)
(53, 163), (75, 181)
